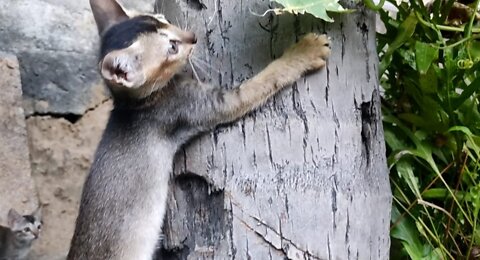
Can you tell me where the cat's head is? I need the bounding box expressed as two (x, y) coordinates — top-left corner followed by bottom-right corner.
(7, 207), (43, 242)
(90, 0), (197, 99)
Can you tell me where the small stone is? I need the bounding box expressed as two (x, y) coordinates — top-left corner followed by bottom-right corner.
(6, 61), (16, 69)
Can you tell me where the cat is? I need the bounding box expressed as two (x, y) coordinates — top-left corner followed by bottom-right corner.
(0, 208), (42, 260)
(67, 0), (330, 259)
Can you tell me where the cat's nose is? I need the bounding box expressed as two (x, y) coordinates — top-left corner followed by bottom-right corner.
(186, 32), (197, 44)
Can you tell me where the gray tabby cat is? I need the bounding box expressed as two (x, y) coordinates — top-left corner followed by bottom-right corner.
(0, 208), (42, 260)
(67, 0), (330, 259)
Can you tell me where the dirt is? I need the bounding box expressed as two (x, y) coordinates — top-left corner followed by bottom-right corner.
(26, 100), (112, 259)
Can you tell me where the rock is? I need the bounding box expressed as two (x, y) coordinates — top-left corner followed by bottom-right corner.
(27, 100), (112, 258)
(0, 0), (155, 257)
(0, 0), (154, 115)
(0, 52), (38, 224)
(0, 0), (157, 257)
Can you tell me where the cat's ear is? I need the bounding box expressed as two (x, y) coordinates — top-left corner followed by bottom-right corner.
(32, 206), (42, 220)
(7, 209), (22, 227)
(90, 0), (129, 35)
(100, 44), (146, 88)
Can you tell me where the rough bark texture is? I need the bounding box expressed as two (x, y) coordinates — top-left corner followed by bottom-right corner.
(0, 52), (39, 223)
(156, 0), (391, 259)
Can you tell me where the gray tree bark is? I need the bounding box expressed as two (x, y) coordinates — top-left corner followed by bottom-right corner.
(155, 0), (391, 259)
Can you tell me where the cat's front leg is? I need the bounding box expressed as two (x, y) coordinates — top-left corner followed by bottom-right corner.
(195, 33), (331, 127)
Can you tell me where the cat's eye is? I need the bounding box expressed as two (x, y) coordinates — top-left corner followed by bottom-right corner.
(37, 225), (42, 230)
(23, 227), (30, 232)
(168, 40), (179, 55)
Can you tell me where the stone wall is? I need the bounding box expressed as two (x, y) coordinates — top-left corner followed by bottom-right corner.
(0, 0), (154, 258)
(26, 101), (111, 259)
(0, 53), (38, 225)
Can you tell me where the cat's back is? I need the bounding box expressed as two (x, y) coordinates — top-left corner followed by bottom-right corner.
(84, 107), (173, 195)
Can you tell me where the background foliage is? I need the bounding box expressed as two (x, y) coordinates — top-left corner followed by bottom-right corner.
(374, 0), (480, 259)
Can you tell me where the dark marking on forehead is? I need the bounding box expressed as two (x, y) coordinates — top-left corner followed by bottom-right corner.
(23, 215), (36, 224)
(100, 15), (165, 58)
(183, 0), (207, 10)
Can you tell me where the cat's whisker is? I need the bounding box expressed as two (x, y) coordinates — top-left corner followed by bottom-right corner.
(190, 59), (212, 76)
(175, 16), (187, 31)
(190, 56), (212, 66)
(175, 17), (182, 28)
(184, 15), (188, 31)
(207, 0), (218, 27)
(190, 57), (221, 74)
(191, 58), (211, 67)
(191, 60), (209, 75)
(189, 58), (202, 82)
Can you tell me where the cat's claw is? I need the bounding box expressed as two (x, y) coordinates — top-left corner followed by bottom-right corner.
(283, 33), (331, 71)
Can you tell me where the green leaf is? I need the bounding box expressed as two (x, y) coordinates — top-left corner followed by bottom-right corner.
(384, 125), (410, 151)
(397, 48), (417, 69)
(384, 114), (440, 173)
(415, 42), (438, 74)
(452, 76), (480, 110)
(380, 12), (418, 74)
(363, 0), (385, 11)
(271, 0), (348, 22)
(396, 161), (421, 197)
(449, 125), (474, 136)
(419, 66), (438, 94)
(469, 41), (480, 62)
(422, 188), (448, 199)
(422, 188), (466, 200)
(422, 247), (444, 260)
(444, 47), (457, 76)
(449, 126), (480, 157)
(398, 113), (438, 131)
(391, 206), (425, 260)
(457, 97), (480, 128)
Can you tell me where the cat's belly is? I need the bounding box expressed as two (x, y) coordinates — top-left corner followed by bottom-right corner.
(122, 143), (176, 260)
(117, 142), (173, 259)
(69, 139), (177, 260)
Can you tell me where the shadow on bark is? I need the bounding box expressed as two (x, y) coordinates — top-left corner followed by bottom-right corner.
(156, 173), (226, 260)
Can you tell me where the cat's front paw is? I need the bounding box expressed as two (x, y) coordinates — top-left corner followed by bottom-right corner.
(283, 33), (331, 71)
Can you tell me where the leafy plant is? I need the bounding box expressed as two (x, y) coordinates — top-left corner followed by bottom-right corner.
(267, 0), (350, 22)
(373, 0), (480, 258)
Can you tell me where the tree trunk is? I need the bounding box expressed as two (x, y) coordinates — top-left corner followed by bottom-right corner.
(155, 0), (391, 259)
